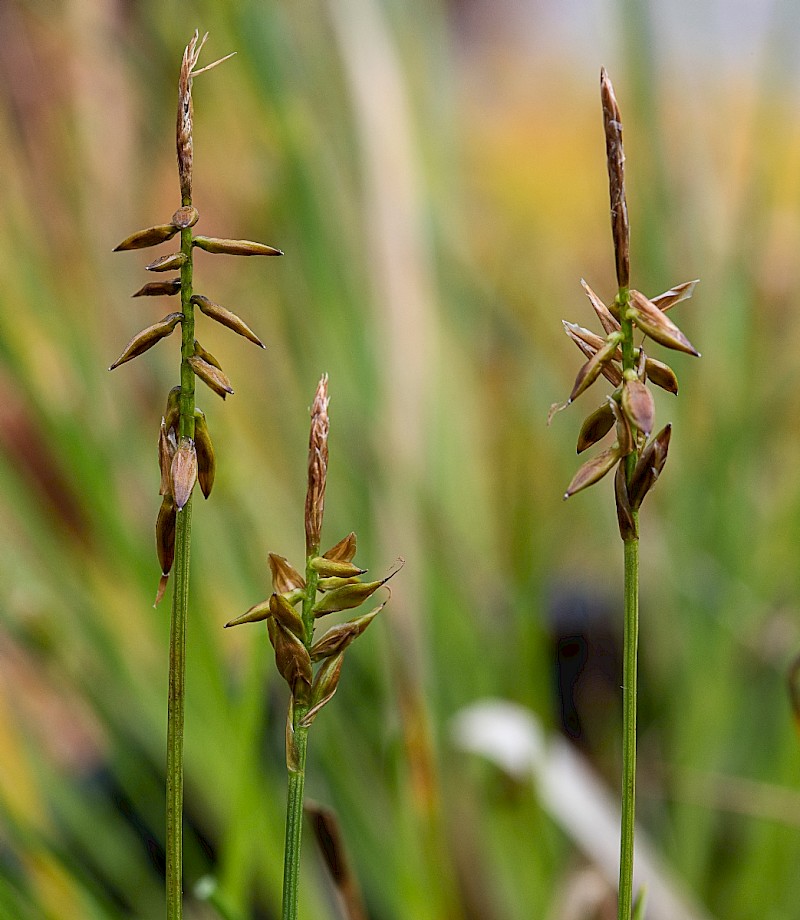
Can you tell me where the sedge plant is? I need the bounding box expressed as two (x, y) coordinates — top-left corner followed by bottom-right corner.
(550, 69), (700, 919)
(111, 31), (282, 920)
(225, 374), (401, 920)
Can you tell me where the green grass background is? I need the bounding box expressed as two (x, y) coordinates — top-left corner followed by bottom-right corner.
(1, 0), (800, 917)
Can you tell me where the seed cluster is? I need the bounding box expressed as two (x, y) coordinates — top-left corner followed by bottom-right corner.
(226, 376), (402, 764)
(111, 31), (283, 603)
(551, 69), (701, 539)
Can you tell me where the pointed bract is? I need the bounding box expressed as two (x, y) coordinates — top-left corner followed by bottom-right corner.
(310, 605), (384, 661)
(193, 409), (215, 498)
(621, 378), (655, 437)
(269, 593), (306, 639)
(156, 496), (177, 575)
(193, 236), (283, 256)
(581, 279), (620, 335)
(323, 532), (358, 563)
(114, 224), (179, 251)
(147, 252), (187, 272)
(224, 599), (272, 628)
(269, 554), (306, 594)
(188, 355), (234, 398)
(170, 437), (197, 510)
(577, 400), (616, 453)
(614, 461), (637, 541)
(643, 355), (679, 394)
(109, 313), (182, 370)
(133, 279), (181, 297)
(629, 290), (700, 356)
(564, 445), (621, 499)
(651, 280), (698, 313)
(191, 294), (265, 348)
(628, 425), (672, 509)
(299, 652), (346, 728)
(569, 335), (622, 403)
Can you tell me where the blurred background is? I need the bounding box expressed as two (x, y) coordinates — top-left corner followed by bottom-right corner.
(2, 0), (800, 917)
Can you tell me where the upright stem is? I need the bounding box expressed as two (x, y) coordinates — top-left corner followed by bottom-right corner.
(617, 284), (639, 920)
(281, 556), (319, 920)
(166, 216), (196, 920)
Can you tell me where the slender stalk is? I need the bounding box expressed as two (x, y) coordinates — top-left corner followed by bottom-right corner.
(281, 557), (319, 920)
(166, 214), (196, 920)
(618, 525), (639, 920)
(282, 725), (309, 920)
(616, 280), (639, 920)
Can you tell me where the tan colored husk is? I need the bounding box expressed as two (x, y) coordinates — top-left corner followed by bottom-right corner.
(650, 280), (698, 313)
(577, 401), (616, 453)
(642, 354), (679, 394)
(621, 378), (655, 437)
(164, 386), (182, 431)
(270, 619), (313, 702)
(322, 532), (357, 563)
(311, 566), (399, 617)
(569, 336), (622, 403)
(299, 652), (346, 728)
(309, 605), (384, 661)
(114, 224), (178, 251)
(581, 279), (620, 335)
(193, 236), (283, 256)
(132, 279), (181, 297)
(158, 420), (176, 496)
(309, 557), (366, 578)
(614, 461), (636, 541)
(628, 424), (672, 509)
(269, 593), (306, 639)
(191, 294), (265, 348)
(188, 355), (234, 398)
(224, 599), (272, 628)
(629, 290), (700, 356)
(170, 437), (198, 510)
(269, 554), (306, 594)
(564, 445), (621, 499)
(156, 496), (177, 575)
(109, 313), (182, 370)
(193, 409), (215, 498)
(305, 375), (330, 555)
(563, 323), (623, 386)
(146, 252), (187, 273)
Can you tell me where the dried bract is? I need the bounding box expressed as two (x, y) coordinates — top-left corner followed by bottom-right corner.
(614, 461), (637, 541)
(224, 599), (272, 628)
(191, 294), (265, 348)
(643, 355), (679, 395)
(133, 279), (181, 297)
(299, 652), (345, 728)
(569, 335), (622, 403)
(651, 280), (699, 313)
(146, 252), (187, 272)
(629, 290), (700, 357)
(577, 401), (616, 453)
(323, 532), (357, 563)
(114, 224), (179, 251)
(628, 425), (672, 509)
(109, 313), (182, 370)
(269, 593), (306, 639)
(188, 355), (234, 398)
(621, 378), (655, 437)
(193, 409), (215, 498)
(564, 445), (621, 499)
(309, 604), (384, 661)
(170, 436), (198, 510)
(269, 554), (306, 594)
(156, 496), (177, 576)
(193, 236), (283, 257)
(581, 279), (621, 335)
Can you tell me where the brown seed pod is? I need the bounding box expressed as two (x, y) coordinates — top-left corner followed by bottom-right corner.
(299, 652), (346, 728)
(114, 224), (179, 251)
(628, 425), (671, 509)
(224, 599), (272, 628)
(309, 604), (384, 661)
(323, 532), (357, 563)
(188, 355), (234, 398)
(109, 313), (183, 370)
(563, 323), (623, 386)
(269, 593), (306, 639)
(581, 279), (621, 335)
(170, 437), (198, 510)
(614, 461), (637, 541)
(158, 419), (177, 496)
(193, 236), (283, 256)
(569, 335), (622, 403)
(564, 445), (621, 499)
(577, 400), (616, 453)
(309, 557), (366, 578)
(146, 252), (188, 272)
(312, 561), (402, 617)
(193, 409), (215, 499)
(269, 554), (306, 594)
(133, 279), (181, 297)
(621, 378), (655, 437)
(629, 290), (700, 357)
(191, 294), (265, 348)
(156, 496), (177, 575)
(650, 280), (698, 313)
(609, 396), (634, 456)
(270, 619), (313, 703)
(642, 355), (679, 394)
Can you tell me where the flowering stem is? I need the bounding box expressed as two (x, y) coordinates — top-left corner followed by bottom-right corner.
(617, 284), (638, 920)
(166, 216), (196, 920)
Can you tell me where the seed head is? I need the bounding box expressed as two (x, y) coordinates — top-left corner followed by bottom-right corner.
(305, 374), (330, 555)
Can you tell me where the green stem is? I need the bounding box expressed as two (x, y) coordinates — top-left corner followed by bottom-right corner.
(618, 527), (639, 920)
(281, 724), (309, 920)
(166, 216), (196, 920)
(280, 555), (319, 920)
(616, 283), (639, 920)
